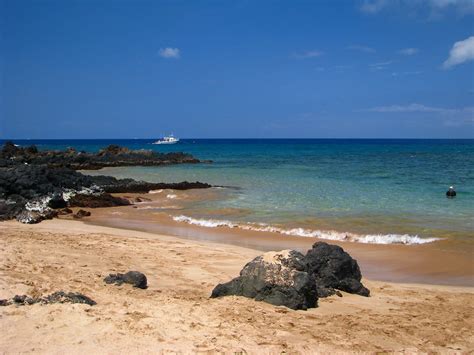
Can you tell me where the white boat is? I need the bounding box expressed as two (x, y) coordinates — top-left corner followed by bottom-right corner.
(152, 134), (180, 145)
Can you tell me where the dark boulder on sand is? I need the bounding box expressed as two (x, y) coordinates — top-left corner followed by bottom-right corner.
(211, 250), (318, 310)
(303, 242), (370, 297)
(211, 242), (369, 310)
(104, 271), (148, 289)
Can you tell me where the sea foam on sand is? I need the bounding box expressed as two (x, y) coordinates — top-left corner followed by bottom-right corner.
(172, 215), (440, 245)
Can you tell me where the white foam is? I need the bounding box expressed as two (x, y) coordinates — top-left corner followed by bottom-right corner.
(149, 189), (163, 194)
(171, 215), (441, 245)
(138, 205), (181, 210)
(166, 194), (178, 199)
(62, 185), (102, 201)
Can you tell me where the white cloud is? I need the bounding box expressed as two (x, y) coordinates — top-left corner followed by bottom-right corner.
(360, 0), (389, 14)
(369, 60), (393, 70)
(347, 45), (376, 53)
(442, 36), (474, 69)
(292, 50), (324, 59)
(398, 48), (419, 55)
(391, 71), (422, 77)
(370, 60), (392, 67)
(159, 47), (180, 59)
(364, 104), (474, 126)
(360, 0), (474, 15)
(428, 0), (474, 13)
(366, 103), (447, 113)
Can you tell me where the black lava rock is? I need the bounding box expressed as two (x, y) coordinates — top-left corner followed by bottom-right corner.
(0, 142), (212, 224)
(104, 271), (148, 289)
(211, 242), (370, 310)
(48, 193), (67, 209)
(0, 291), (96, 306)
(0, 142), (203, 169)
(303, 242), (370, 297)
(44, 291), (96, 306)
(16, 208), (58, 224)
(211, 250), (317, 310)
(68, 193), (130, 208)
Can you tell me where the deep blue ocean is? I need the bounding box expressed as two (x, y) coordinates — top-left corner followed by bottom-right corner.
(3, 139), (473, 244)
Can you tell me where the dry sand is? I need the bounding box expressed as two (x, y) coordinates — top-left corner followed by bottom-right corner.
(0, 219), (473, 354)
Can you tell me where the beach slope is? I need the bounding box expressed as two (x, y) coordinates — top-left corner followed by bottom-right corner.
(0, 220), (472, 353)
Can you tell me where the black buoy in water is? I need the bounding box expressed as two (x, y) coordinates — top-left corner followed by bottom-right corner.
(446, 186), (456, 198)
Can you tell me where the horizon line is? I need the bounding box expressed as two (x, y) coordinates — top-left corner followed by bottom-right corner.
(1, 137), (473, 141)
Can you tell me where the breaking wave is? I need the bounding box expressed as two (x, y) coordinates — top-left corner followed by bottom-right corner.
(172, 215), (441, 245)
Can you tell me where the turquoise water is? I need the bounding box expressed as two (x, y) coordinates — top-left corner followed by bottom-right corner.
(5, 139), (473, 243)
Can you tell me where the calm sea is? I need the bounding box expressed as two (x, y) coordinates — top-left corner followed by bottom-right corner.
(4, 139), (473, 245)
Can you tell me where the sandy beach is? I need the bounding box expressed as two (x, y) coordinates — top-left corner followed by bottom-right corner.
(1, 218), (473, 354)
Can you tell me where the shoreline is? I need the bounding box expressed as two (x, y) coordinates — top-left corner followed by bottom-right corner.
(1, 219), (472, 353)
(77, 190), (474, 287)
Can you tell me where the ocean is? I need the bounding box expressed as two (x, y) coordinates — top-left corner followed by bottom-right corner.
(4, 139), (473, 245)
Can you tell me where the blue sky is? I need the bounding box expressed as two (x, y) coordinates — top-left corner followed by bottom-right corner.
(1, 0), (473, 138)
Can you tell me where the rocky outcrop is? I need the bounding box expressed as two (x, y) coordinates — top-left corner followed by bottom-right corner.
(0, 141), (204, 169)
(211, 250), (317, 310)
(0, 164), (94, 201)
(211, 242), (370, 310)
(92, 177), (212, 193)
(104, 271), (148, 289)
(68, 193), (130, 208)
(0, 291), (96, 306)
(0, 144), (213, 223)
(303, 242), (370, 297)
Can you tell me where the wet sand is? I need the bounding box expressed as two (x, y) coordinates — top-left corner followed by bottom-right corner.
(83, 190), (474, 287)
(1, 219), (473, 353)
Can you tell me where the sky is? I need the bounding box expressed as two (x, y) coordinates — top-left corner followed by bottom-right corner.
(1, 0), (473, 139)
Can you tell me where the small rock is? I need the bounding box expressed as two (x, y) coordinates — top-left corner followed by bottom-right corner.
(104, 271), (147, 289)
(0, 299), (9, 306)
(73, 209), (91, 218)
(13, 295), (28, 303)
(134, 196), (152, 203)
(57, 207), (73, 215)
(16, 209), (58, 224)
(43, 291), (96, 306)
(0, 291), (95, 306)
